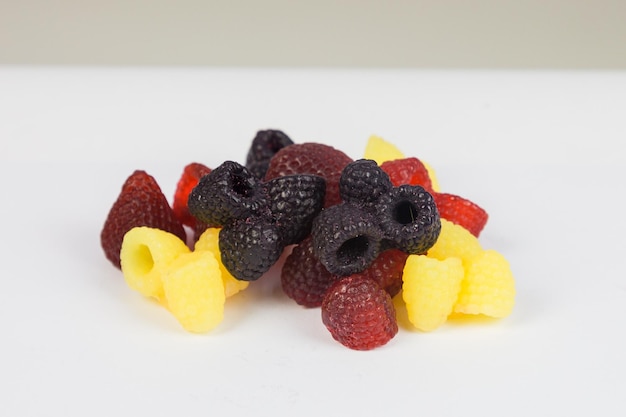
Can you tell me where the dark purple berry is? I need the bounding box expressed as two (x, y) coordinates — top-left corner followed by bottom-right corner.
(188, 161), (270, 226)
(339, 159), (392, 207)
(265, 174), (326, 245)
(311, 203), (383, 276)
(219, 216), (284, 281)
(246, 129), (294, 179)
(375, 184), (441, 254)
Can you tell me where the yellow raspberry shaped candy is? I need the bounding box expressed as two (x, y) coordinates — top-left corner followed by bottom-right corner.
(427, 219), (482, 267)
(120, 227), (190, 303)
(454, 249), (516, 318)
(163, 251), (225, 333)
(194, 228), (249, 297)
(402, 255), (465, 332)
(364, 135), (405, 165)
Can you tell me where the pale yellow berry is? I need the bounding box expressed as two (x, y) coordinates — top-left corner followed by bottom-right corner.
(402, 255), (465, 332)
(120, 227), (190, 303)
(427, 219), (483, 268)
(194, 228), (249, 297)
(162, 251), (225, 333)
(454, 249), (516, 318)
(363, 135), (405, 165)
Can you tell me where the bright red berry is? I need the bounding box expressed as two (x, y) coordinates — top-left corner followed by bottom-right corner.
(172, 162), (212, 228)
(321, 275), (398, 350)
(380, 157), (433, 191)
(264, 142), (352, 208)
(101, 170), (187, 268)
(433, 192), (488, 237)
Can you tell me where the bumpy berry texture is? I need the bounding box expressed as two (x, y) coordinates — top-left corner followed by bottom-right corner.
(380, 157), (433, 192)
(365, 135), (441, 192)
(322, 275), (398, 350)
(454, 249), (516, 318)
(172, 162), (212, 229)
(426, 219), (483, 267)
(265, 174), (326, 245)
(360, 249), (408, 298)
(119, 226), (191, 304)
(194, 228), (249, 297)
(219, 217), (283, 281)
(312, 160), (440, 277)
(434, 192), (488, 237)
(381, 158), (487, 237)
(375, 184), (441, 254)
(188, 161), (326, 281)
(104, 133), (514, 344)
(281, 236), (339, 308)
(339, 159), (393, 207)
(312, 203), (382, 276)
(282, 239), (409, 307)
(188, 161), (270, 227)
(101, 170), (187, 268)
(402, 255), (465, 332)
(245, 129), (294, 178)
(265, 142), (353, 208)
(162, 250), (225, 333)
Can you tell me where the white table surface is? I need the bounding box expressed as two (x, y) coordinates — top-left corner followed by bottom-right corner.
(1, 67), (625, 417)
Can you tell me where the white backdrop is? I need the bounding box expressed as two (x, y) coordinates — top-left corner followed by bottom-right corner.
(1, 67), (625, 416)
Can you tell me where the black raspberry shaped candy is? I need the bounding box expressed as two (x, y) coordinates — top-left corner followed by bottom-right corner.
(311, 203), (383, 276)
(375, 184), (441, 254)
(265, 174), (326, 245)
(245, 129), (294, 179)
(187, 161), (270, 227)
(187, 161), (326, 281)
(339, 159), (392, 207)
(219, 216), (284, 281)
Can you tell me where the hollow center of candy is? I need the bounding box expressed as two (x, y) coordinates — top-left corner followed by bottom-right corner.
(133, 244), (155, 276)
(337, 235), (370, 266)
(232, 174), (255, 197)
(394, 200), (419, 225)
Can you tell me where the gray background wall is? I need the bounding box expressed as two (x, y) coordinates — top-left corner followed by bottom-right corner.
(2, 0), (625, 68)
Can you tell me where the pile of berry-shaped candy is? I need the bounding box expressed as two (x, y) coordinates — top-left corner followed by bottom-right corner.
(100, 131), (515, 350)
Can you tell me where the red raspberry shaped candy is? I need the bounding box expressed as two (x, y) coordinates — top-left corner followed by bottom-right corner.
(281, 236), (340, 308)
(172, 162), (211, 228)
(101, 170), (186, 268)
(433, 192), (488, 237)
(264, 142), (352, 208)
(380, 157), (433, 192)
(361, 249), (408, 298)
(321, 275), (398, 350)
